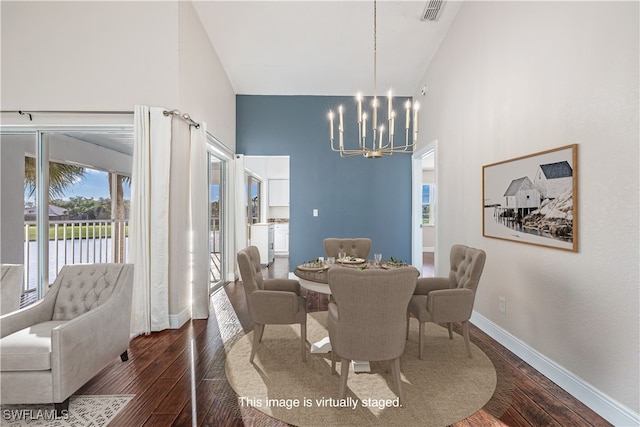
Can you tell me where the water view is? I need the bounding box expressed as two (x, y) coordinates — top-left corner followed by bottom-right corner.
(23, 236), (129, 290)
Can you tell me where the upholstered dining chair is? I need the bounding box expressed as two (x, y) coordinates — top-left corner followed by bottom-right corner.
(237, 246), (307, 362)
(0, 263), (134, 413)
(407, 244), (486, 359)
(323, 238), (372, 260)
(328, 266), (419, 406)
(1, 264), (23, 315)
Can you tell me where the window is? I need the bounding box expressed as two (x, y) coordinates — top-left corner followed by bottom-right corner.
(422, 184), (434, 225)
(246, 174), (261, 224)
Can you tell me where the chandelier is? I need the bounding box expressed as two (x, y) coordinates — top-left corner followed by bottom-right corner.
(328, 0), (419, 159)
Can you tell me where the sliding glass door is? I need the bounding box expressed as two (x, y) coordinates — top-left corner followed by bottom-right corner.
(208, 151), (224, 292)
(2, 124), (234, 303)
(206, 132), (234, 294)
(1, 127), (133, 303)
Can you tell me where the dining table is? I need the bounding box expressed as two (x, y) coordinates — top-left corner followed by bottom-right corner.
(290, 257), (411, 372)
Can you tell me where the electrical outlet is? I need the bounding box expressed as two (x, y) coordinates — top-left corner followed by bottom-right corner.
(498, 297), (506, 315)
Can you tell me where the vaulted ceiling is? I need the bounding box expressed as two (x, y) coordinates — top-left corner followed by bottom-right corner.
(193, 1), (461, 96)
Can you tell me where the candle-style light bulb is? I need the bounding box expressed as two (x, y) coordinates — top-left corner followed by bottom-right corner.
(405, 100), (411, 130)
(388, 90), (393, 120)
(378, 125), (385, 149)
(413, 102), (420, 135)
(329, 110), (334, 141)
(390, 111), (395, 137)
(362, 112), (367, 139)
(357, 94), (363, 123)
(339, 105), (344, 149)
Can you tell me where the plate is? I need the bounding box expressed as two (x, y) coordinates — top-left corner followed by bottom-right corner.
(297, 264), (329, 272)
(337, 257), (365, 264)
(380, 262), (407, 269)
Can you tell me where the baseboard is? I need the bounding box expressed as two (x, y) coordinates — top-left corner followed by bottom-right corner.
(470, 311), (640, 427)
(168, 307), (191, 329)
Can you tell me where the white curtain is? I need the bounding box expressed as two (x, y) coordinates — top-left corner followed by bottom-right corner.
(190, 122), (209, 319)
(233, 154), (248, 278)
(130, 106), (172, 335)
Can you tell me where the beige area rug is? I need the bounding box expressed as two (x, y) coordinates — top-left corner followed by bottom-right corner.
(0, 395), (134, 427)
(225, 312), (496, 427)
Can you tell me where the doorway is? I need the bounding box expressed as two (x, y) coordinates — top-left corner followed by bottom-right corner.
(411, 142), (437, 277)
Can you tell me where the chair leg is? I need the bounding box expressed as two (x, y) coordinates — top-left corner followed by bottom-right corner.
(406, 312), (410, 340)
(418, 322), (425, 360)
(331, 348), (336, 374)
(300, 322), (307, 362)
(257, 323), (266, 342)
(448, 322), (454, 340)
(390, 357), (405, 407)
(120, 350), (129, 362)
(250, 323), (263, 363)
(339, 357), (350, 400)
(462, 321), (472, 358)
(54, 398), (69, 414)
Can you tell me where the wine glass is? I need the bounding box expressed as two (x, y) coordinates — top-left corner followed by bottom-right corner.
(374, 253), (382, 266)
(338, 251), (346, 262)
(327, 257), (335, 266)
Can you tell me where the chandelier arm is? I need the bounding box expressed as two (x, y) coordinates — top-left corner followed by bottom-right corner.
(326, 0), (418, 159)
(340, 150), (365, 158)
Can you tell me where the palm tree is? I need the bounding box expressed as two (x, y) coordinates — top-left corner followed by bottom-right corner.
(109, 173), (129, 262)
(25, 156), (130, 263)
(24, 156), (85, 200)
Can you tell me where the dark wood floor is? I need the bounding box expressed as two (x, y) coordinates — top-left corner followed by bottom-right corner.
(77, 255), (611, 426)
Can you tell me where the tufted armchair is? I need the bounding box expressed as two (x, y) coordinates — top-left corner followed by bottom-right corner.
(237, 246), (307, 362)
(1, 264), (23, 315)
(407, 245), (486, 359)
(0, 263), (134, 413)
(328, 266), (419, 406)
(323, 238), (372, 260)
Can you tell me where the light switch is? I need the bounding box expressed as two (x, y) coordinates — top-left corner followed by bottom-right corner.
(313, 209), (318, 217)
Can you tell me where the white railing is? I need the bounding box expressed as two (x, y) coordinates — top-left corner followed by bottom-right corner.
(23, 219), (129, 291)
(23, 217), (223, 292)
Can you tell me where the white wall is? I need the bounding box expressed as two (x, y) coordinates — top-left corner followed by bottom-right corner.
(0, 1), (180, 110)
(413, 1), (639, 422)
(178, 2), (236, 151)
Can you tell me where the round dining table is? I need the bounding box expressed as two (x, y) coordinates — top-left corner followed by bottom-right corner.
(290, 259), (380, 372)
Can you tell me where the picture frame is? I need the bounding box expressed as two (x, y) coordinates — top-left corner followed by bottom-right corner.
(482, 144), (578, 252)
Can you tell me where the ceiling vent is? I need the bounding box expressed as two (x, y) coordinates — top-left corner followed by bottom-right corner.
(421, 0), (445, 21)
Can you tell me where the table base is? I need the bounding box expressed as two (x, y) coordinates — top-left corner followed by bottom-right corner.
(309, 337), (371, 372)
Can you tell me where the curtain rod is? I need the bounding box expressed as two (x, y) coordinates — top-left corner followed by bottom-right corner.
(2, 108), (201, 129)
(162, 109), (200, 129)
(0, 110), (133, 121)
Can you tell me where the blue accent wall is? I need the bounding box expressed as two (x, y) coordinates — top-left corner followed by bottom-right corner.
(237, 95), (413, 268)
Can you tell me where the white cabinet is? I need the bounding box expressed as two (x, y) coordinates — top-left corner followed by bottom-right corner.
(251, 223), (274, 265)
(269, 179), (289, 206)
(273, 223), (289, 255)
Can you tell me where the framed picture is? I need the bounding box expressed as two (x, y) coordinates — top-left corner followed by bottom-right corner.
(482, 144), (578, 252)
